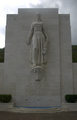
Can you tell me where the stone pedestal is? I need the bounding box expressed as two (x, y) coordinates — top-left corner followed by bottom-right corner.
(31, 66), (45, 81)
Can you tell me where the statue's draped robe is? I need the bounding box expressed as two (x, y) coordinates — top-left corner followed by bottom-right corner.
(28, 21), (48, 65)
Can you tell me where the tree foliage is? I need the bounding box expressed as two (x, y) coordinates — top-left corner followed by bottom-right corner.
(0, 48), (5, 63)
(72, 45), (77, 63)
(0, 46), (77, 63)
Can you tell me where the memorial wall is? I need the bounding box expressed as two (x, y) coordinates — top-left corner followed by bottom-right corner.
(0, 8), (76, 107)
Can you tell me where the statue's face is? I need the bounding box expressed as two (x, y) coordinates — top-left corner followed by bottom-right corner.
(36, 14), (41, 21)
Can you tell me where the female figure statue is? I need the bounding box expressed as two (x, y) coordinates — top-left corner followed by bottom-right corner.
(26, 13), (48, 68)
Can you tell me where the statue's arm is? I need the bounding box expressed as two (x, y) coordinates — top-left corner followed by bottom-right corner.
(42, 24), (49, 54)
(26, 23), (34, 45)
(42, 24), (48, 42)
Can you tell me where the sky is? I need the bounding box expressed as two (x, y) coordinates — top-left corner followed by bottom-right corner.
(0, 0), (77, 48)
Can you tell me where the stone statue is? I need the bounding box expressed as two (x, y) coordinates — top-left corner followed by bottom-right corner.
(26, 12), (48, 69)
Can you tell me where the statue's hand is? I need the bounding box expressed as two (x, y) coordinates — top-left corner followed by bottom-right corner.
(26, 38), (30, 45)
(42, 50), (46, 55)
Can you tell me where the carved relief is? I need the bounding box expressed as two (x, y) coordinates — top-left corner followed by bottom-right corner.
(26, 12), (48, 80)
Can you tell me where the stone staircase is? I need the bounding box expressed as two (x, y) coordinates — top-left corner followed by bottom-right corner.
(7, 107), (68, 113)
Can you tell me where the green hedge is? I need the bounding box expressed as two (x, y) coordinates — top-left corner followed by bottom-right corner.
(0, 94), (12, 103)
(65, 94), (77, 103)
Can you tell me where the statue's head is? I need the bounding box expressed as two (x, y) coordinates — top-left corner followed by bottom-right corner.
(36, 12), (41, 21)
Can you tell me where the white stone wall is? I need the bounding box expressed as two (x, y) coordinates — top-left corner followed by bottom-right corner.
(3, 8), (74, 107)
(0, 63), (4, 94)
(59, 14), (73, 102)
(73, 63), (77, 94)
(4, 8), (61, 107)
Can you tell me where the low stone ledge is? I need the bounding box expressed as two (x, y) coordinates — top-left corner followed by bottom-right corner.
(62, 103), (77, 111)
(0, 102), (15, 111)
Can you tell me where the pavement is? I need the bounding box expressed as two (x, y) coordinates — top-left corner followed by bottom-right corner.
(0, 111), (77, 120)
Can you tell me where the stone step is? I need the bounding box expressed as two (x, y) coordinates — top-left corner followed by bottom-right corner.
(8, 107), (68, 113)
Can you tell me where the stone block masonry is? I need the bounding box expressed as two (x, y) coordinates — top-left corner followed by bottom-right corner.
(2, 8), (74, 107)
